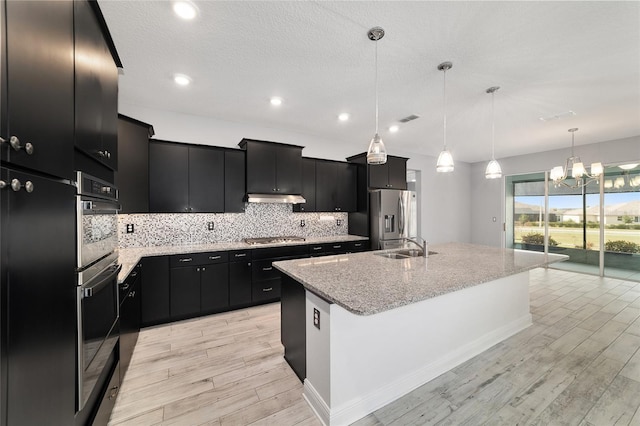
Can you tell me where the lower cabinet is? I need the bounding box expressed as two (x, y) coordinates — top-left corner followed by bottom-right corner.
(170, 266), (201, 318)
(120, 263), (141, 381)
(229, 250), (252, 306)
(141, 256), (170, 326)
(92, 362), (120, 426)
(201, 263), (229, 314)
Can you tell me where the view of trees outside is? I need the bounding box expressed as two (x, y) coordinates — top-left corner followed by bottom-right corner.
(513, 166), (640, 256)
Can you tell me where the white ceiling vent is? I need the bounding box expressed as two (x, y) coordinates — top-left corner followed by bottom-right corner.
(539, 111), (576, 122)
(398, 114), (420, 123)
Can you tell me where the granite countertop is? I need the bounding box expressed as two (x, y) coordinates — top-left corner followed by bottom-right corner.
(117, 235), (368, 283)
(273, 242), (568, 316)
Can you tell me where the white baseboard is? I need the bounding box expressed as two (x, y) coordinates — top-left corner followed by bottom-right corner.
(303, 379), (330, 426)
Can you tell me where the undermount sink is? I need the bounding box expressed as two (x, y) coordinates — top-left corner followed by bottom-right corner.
(375, 249), (438, 259)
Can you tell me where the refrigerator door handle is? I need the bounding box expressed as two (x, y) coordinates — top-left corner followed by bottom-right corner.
(398, 195), (405, 235)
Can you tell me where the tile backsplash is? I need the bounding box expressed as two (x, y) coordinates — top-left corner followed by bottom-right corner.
(117, 203), (348, 248)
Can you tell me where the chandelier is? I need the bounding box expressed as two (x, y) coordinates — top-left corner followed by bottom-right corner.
(549, 128), (603, 188)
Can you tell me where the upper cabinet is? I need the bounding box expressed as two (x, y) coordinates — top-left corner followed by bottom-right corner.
(239, 139), (303, 194)
(74, 0), (119, 171)
(224, 150), (246, 213)
(347, 153), (408, 190)
(293, 158), (316, 212)
(315, 160), (357, 212)
(2, 0), (75, 180)
(116, 115), (154, 214)
(149, 140), (225, 213)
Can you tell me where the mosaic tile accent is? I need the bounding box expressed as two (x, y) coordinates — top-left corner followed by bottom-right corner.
(117, 203), (348, 248)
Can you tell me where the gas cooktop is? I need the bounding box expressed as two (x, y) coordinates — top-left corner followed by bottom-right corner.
(244, 236), (306, 245)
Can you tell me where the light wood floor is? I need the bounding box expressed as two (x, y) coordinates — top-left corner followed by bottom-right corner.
(109, 268), (640, 426)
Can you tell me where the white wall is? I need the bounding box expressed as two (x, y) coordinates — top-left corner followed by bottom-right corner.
(120, 103), (474, 245)
(470, 135), (640, 247)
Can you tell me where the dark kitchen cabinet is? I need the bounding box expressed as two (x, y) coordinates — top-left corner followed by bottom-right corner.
(347, 153), (408, 190)
(169, 252), (229, 320)
(116, 115), (154, 213)
(120, 263), (141, 381)
(315, 160), (357, 212)
(149, 140), (224, 213)
(1, 168), (77, 426)
(201, 263), (229, 314)
(239, 139), (303, 194)
(225, 149), (246, 213)
(281, 275), (306, 381)
(229, 250), (252, 306)
(2, 0), (75, 180)
(293, 158), (316, 212)
(74, 0), (119, 171)
(141, 256), (170, 326)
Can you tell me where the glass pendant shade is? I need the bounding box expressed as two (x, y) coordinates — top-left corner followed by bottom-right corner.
(571, 161), (585, 178)
(550, 166), (564, 182)
(367, 133), (387, 165)
(485, 159), (503, 179)
(590, 162), (603, 177)
(436, 149), (454, 173)
(614, 177), (625, 189)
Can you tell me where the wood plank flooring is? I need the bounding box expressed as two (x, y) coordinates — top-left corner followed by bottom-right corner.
(109, 268), (640, 426)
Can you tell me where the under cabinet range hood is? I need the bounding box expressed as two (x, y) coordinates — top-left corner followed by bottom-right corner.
(246, 193), (306, 204)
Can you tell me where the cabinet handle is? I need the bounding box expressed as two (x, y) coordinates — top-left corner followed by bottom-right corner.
(130, 290), (136, 298)
(263, 287), (273, 292)
(197, 267), (200, 272)
(108, 385), (119, 400)
(354, 243), (362, 247)
(234, 253), (247, 258)
(120, 283), (130, 291)
(130, 271), (138, 277)
(5, 179), (34, 193)
(312, 247), (322, 251)
(202, 267), (206, 271)
(6, 136), (34, 155)
(333, 245), (341, 249)
(209, 255), (221, 260)
(262, 267), (273, 271)
(179, 258), (192, 262)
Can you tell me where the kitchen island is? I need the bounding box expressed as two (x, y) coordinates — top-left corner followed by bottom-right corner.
(274, 242), (567, 425)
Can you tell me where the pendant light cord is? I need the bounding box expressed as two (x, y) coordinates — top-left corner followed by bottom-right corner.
(442, 67), (447, 150)
(375, 39), (379, 135)
(491, 91), (496, 160)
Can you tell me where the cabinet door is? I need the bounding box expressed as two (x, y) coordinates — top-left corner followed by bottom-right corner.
(115, 117), (150, 213)
(149, 141), (189, 213)
(2, 169), (76, 426)
(336, 162), (357, 212)
(368, 163), (389, 189)
(188, 146), (224, 213)
(100, 40), (119, 171)
(224, 150), (246, 213)
(275, 146), (303, 194)
(315, 161), (337, 212)
(245, 142), (277, 193)
(252, 279), (281, 302)
(387, 156), (407, 190)
(141, 256), (170, 326)
(4, 0), (74, 179)
(170, 266), (201, 319)
(201, 263), (229, 313)
(229, 261), (252, 306)
(293, 158), (315, 212)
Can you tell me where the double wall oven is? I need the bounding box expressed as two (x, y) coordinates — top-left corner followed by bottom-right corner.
(76, 172), (120, 410)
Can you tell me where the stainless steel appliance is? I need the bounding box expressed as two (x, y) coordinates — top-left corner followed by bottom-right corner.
(370, 189), (418, 250)
(75, 172), (121, 410)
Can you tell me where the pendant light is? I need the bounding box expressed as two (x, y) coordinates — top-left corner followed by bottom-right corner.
(366, 27), (387, 165)
(485, 86), (503, 179)
(436, 62), (454, 172)
(549, 128), (603, 188)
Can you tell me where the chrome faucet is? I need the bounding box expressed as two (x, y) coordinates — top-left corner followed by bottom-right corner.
(400, 237), (428, 257)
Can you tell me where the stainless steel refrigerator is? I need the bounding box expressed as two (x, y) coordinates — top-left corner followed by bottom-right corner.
(370, 189), (418, 250)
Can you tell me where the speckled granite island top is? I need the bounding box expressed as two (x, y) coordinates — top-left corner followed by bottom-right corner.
(117, 235), (368, 283)
(273, 242), (568, 315)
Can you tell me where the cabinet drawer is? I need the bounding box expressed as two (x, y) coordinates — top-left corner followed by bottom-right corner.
(229, 249), (252, 261)
(252, 279), (281, 302)
(309, 243), (348, 256)
(170, 251), (228, 267)
(347, 240), (369, 252)
(92, 362), (120, 426)
(252, 259), (281, 281)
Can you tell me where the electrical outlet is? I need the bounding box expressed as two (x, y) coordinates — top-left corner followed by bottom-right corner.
(126, 224), (134, 234)
(336, 219), (342, 226)
(207, 221), (214, 231)
(313, 308), (320, 329)
(300, 219), (306, 227)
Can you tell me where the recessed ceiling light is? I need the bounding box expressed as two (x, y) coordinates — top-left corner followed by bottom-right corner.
(389, 125), (399, 133)
(172, 1), (198, 20)
(619, 163), (639, 170)
(338, 113), (350, 122)
(173, 73), (191, 86)
(270, 97), (283, 106)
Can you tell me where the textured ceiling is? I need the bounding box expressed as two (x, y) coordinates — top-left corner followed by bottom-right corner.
(100, 1), (640, 163)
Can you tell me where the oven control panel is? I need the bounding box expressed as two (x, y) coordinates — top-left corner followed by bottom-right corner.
(76, 172), (118, 201)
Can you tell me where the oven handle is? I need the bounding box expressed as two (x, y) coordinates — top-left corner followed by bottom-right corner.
(83, 264), (122, 298)
(80, 199), (121, 214)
